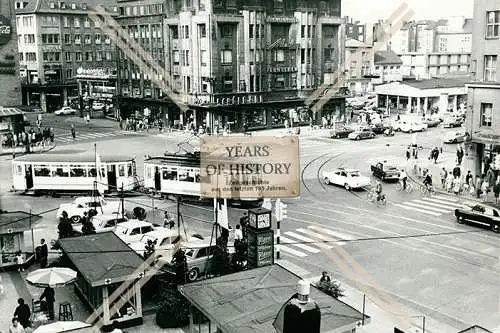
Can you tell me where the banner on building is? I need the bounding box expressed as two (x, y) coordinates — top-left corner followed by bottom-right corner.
(200, 135), (300, 198)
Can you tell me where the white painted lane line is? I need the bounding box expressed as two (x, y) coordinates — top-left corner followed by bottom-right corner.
(413, 199), (458, 210)
(307, 225), (355, 240)
(392, 203), (442, 216)
(433, 195), (461, 203)
(285, 231), (332, 249)
(278, 245), (308, 258)
(295, 228), (346, 246)
(279, 236), (321, 253)
(404, 202), (450, 213)
(81, 132), (105, 138)
(421, 197), (465, 208)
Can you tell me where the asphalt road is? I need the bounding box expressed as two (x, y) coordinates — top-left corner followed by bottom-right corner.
(0, 123), (498, 332)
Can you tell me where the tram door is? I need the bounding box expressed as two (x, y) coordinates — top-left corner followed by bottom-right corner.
(107, 164), (117, 188)
(25, 165), (34, 189)
(154, 167), (161, 191)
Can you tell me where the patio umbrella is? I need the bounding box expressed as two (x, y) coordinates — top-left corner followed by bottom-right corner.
(26, 267), (77, 288)
(32, 320), (91, 333)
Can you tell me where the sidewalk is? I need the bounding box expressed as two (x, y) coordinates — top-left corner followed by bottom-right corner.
(0, 143), (56, 158)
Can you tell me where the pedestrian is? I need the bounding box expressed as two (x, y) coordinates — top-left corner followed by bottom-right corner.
(432, 147), (439, 163)
(399, 169), (408, 190)
(476, 176), (483, 199)
(452, 164), (461, 179)
(13, 298), (31, 329)
(440, 167), (447, 188)
(234, 224), (243, 242)
(16, 251), (24, 272)
(49, 128), (54, 143)
(239, 212), (249, 239)
(457, 145), (464, 165)
(446, 171), (454, 193)
(465, 171), (473, 189)
(39, 239), (48, 268)
(320, 271), (331, 283)
(9, 317), (25, 333)
(39, 286), (55, 320)
(493, 180), (500, 204)
(481, 179), (489, 202)
(453, 178), (461, 196)
(71, 124), (76, 139)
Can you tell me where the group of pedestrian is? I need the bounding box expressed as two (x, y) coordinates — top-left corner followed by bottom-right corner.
(3, 128), (54, 151)
(440, 165), (500, 201)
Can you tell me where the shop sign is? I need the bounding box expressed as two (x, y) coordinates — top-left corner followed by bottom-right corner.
(0, 15), (11, 46)
(200, 136), (300, 198)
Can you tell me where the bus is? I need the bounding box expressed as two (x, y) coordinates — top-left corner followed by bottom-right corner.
(12, 152), (139, 195)
(143, 152), (262, 207)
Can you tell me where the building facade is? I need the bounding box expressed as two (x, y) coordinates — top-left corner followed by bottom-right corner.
(116, 0), (346, 131)
(15, 0), (118, 112)
(344, 38), (372, 95)
(465, 0), (500, 179)
(0, 0), (21, 106)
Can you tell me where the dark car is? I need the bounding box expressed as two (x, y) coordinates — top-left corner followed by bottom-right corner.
(330, 126), (354, 139)
(421, 117), (441, 128)
(370, 162), (400, 181)
(348, 127), (376, 140)
(455, 204), (500, 233)
(370, 123), (390, 134)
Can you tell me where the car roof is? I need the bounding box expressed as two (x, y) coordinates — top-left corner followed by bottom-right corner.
(142, 229), (177, 239)
(93, 214), (126, 221)
(74, 196), (102, 202)
(115, 220), (153, 228)
(336, 168), (359, 173)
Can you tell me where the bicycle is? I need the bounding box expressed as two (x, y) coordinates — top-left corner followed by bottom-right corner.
(420, 184), (435, 196)
(366, 189), (387, 206)
(395, 180), (413, 193)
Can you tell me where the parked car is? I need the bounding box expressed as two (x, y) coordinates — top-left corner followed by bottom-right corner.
(455, 203), (500, 233)
(370, 123), (391, 134)
(347, 127), (376, 140)
(443, 131), (469, 144)
(421, 116), (441, 128)
(92, 102), (105, 111)
(91, 214), (129, 233)
(128, 229), (181, 258)
(393, 120), (427, 133)
(322, 168), (371, 190)
(57, 197), (122, 223)
(54, 106), (77, 115)
(330, 126), (354, 139)
(370, 162), (400, 181)
(113, 220), (155, 244)
(442, 116), (463, 128)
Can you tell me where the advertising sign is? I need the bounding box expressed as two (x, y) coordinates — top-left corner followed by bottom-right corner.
(0, 15), (11, 46)
(200, 135), (300, 198)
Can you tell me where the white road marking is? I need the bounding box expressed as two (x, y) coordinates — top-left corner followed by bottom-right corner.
(278, 245), (308, 258)
(404, 202), (450, 213)
(420, 197), (465, 208)
(279, 236), (321, 253)
(392, 203), (442, 216)
(307, 225), (355, 240)
(295, 228), (346, 246)
(285, 231), (332, 249)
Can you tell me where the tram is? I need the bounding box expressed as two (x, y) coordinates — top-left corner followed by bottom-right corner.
(143, 152), (263, 207)
(12, 152), (139, 195)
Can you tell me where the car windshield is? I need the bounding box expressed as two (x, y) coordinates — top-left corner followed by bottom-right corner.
(348, 171), (361, 177)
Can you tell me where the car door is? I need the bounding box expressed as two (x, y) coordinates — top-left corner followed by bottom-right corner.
(339, 171), (348, 185)
(128, 227), (142, 243)
(331, 171), (341, 185)
(468, 205), (486, 224)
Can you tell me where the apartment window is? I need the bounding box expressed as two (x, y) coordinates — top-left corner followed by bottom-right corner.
(307, 25), (311, 38)
(74, 17), (80, 28)
(249, 24), (254, 38)
(64, 34), (71, 44)
(170, 25), (179, 39)
(104, 34), (111, 44)
(65, 52), (71, 61)
(183, 50), (190, 66)
(84, 17), (90, 28)
(95, 34), (101, 43)
(26, 52), (36, 61)
(84, 34), (91, 44)
(199, 24), (206, 38)
(75, 52), (82, 61)
(301, 25), (305, 38)
(96, 51), (102, 61)
(484, 55), (497, 81)
(105, 51), (112, 60)
(18, 52), (23, 61)
(221, 25), (233, 37)
(486, 11), (499, 38)
(24, 34), (35, 44)
(480, 103), (493, 127)
(183, 25), (189, 38)
(85, 52), (93, 61)
(274, 49), (284, 62)
(74, 34), (81, 44)
(301, 48), (305, 64)
(173, 50), (180, 64)
(221, 50), (232, 64)
(63, 16), (69, 27)
(200, 50), (207, 66)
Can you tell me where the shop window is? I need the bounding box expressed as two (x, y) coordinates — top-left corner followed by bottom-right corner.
(480, 103), (493, 127)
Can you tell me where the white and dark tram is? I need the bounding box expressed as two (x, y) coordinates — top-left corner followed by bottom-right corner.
(12, 152), (139, 195)
(143, 152), (263, 207)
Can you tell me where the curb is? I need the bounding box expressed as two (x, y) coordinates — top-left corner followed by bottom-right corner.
(0, 144), (57, 159)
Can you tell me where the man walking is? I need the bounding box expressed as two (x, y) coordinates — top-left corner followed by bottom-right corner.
(399, 169), (408, 190)
(39, 239), (48, 268)
(39, 287), (55, 320)
(71, 125), (76, 140)
(440, 167), (448, 188)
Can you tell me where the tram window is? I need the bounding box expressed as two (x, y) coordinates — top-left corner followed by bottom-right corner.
(195, 170), (200, 183)
(52, 166), (69, 177)
(15, 164), (23, 175)
(89, 168), (97, 177)
(100, 168), (106, 178)
(70, 166), (87, 177)
(132, 161), (137, 176)
(146, 166), (151, 178)
(34, 165), (51, 177)
(119, 164), (126, 177)
(127, 163), (132, 177)
(162, 168), (178, 180)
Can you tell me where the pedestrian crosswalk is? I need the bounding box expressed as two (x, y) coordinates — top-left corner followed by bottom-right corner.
(55, 130), (141, 144)
(392, 195), (469, 217)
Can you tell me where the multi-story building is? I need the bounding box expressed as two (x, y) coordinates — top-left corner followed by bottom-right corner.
(344, 16), (373, 43)
(465, 0), (500, 178)
(389, 17), (473, 80)
(0, 1), (21, 107)
(15, 0), (118, 112)
(371, 50), (403, 83)
(116, 0), (345, 131)
(344, 38), (372, 95)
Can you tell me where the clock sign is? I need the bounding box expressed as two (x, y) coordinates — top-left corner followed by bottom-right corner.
(247, 207), (272, 230)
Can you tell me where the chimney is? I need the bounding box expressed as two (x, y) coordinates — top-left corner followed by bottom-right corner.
(297, 279), (310, 303)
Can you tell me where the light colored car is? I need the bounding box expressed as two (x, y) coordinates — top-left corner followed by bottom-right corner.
(394, 120), (427, 133)
(347, 127), (376, 140)
(92, 102), (105, 111)
(54, 106), (77, 115)
(114, 220), (155, 244)
(443, 131), (469, 144)
(322, 168), (371, 190)
(441, 116), (463, 128)
(57, 197), (123, 223)
(91, 214), (129, 233)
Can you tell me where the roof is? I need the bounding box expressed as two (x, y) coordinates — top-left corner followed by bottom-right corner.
(345, 38), (372, 49)
(404, 77), (470, 89)
(16, 0), (117, 15)
(14, 151), (135, 163)
(0, 211), (42, 234)
(179, 265), (366, 333)
(58, 231), (146, 287)
(374, 51), (402, 65)
(0, 107), (24, 118)
(457, 325), (493, 333)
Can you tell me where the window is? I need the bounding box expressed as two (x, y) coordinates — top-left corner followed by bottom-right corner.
(162, 167), (178, 180)
(183, 50), (190, 66)
(65, 52), (71, 61)
(301, 25), (305, 38)
(484, 55), (497, 81)
(105, 51), (112, 60)
(70, 166), (87, 177)
(173, 50), (180, 64)
(85, 51), (92, 61)
(74, 17), (80, 28)
(74, 34), (81, 44)
(34, 165), (51, 177)
(184, 25), (189, 38)
(52, 166), (69, 177)
(119, 164), (125, 177)
(249, 24), (254, 38)
(19, 52), (23, 61)
(274, 49), (284, 62)
(486, 11), (499, 38)
(221, 50), (232, 64)
(64, 34), (71, 44)
(301, 48), (305, 64)
(66, 68), (72, 78)
(221, 24), (233, 37)
(95, 34), (101, 43)
(26, 52), (36, 61)
(63, 16), (69, 27)
(481, 103), (493, 127)
(200, 50), (207, 66)
(170, 25), (179, 39)
(84, 34), (91, 44)
(199, 23), (206, 38)
(96, 51), (102, 61)
(84, 17), (90, 28)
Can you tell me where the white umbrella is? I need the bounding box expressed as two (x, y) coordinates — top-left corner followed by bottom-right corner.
(33, 321), (91, 333)
(26, 267), (77, 288)
(262, 198), (272, 210)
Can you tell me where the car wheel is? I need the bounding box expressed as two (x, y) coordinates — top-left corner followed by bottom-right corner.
(324, 177), (331, 185)
(456, 215), (465, 224)
(71, 215), (81, 223)
(370, 134), (375, 139)
(187, 268), (200, 282)
(355, 136), (361, 141)
(491, 224), (500, 233)
(408, 129), (413, 133)
(381, 175), (385, 181)
(344, 183), (351, 191)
